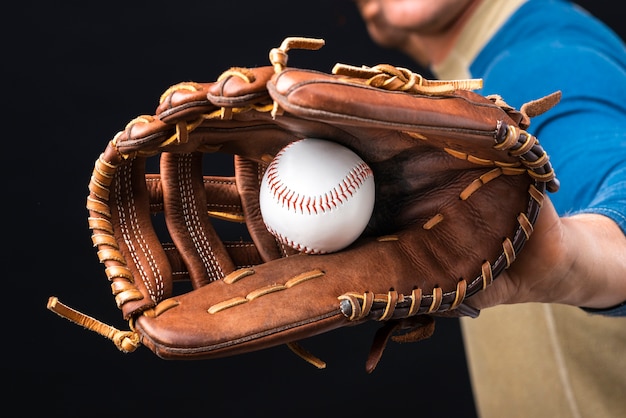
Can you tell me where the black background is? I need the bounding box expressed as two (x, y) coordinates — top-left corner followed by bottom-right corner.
(5, 1), (623, 416)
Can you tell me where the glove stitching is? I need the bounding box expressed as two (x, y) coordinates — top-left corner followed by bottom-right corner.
(178, 155), (224, 282)
(115, 163), (165, 303)
(207, 269), (325, 314)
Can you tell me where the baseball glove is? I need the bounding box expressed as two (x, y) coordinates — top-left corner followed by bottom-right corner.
(48, 37), (560, 372)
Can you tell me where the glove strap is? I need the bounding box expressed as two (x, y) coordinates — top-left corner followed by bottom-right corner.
(47, 297), (140, 353)
(286, 342), (327, 369)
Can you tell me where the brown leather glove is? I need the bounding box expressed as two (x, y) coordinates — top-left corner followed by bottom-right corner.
(48, 37), (560, 372)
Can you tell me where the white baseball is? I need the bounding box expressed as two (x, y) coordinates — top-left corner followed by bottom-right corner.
(259, 138), (375, 254)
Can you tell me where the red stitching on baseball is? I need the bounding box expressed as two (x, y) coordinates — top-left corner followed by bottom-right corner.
(266, 160), (373, 216)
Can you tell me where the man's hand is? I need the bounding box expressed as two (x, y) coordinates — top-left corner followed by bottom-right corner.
(469, 197), (626, 311)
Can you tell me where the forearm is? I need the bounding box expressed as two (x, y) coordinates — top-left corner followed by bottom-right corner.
(557, 213), (626, 309)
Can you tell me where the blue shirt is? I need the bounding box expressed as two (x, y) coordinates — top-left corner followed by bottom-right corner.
(471, 0), (626, 315)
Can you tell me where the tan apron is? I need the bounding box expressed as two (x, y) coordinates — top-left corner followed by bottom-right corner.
(461, 304), (626, 418)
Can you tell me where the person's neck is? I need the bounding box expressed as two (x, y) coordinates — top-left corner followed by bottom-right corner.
(401, 0), (484, 67)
